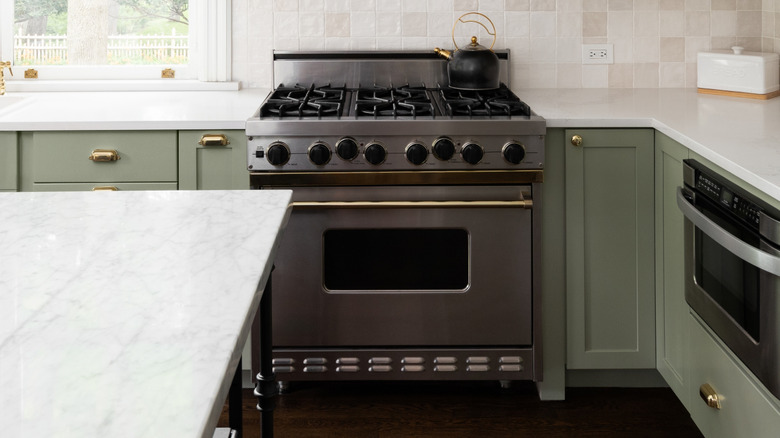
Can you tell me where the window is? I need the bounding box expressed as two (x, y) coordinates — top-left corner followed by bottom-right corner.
(0, 0), (231, 87)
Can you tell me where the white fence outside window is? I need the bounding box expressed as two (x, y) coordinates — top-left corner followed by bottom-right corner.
(13, 30), (188, 65)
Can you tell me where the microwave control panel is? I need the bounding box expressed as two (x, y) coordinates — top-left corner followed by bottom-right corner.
(695, 171), (761, 227)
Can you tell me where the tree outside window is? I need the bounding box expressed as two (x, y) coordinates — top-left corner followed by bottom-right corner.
(13, 0), (189, 66)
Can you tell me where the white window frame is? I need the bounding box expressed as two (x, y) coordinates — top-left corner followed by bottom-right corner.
(0, 0), (234, 91)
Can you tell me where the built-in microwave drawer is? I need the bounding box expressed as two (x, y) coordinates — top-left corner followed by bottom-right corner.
(31, 131), (177, 183)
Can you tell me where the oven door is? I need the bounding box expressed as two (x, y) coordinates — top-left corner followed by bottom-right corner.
(677, 187), (780, 398)
(268, 185), (534, 348)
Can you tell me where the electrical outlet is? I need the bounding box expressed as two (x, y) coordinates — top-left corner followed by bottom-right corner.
(582, 44), (614, 65)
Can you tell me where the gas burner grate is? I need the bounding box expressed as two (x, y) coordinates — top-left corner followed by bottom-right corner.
(439, 85), (532, 118)
(261, 83), (346, 119)
(355, 84), (435, 119)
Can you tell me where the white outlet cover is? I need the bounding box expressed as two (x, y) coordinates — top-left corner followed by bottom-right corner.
(582, 44), (614, 65)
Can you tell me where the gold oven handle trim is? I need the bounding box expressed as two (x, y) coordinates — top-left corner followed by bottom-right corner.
(292, 200), (532, 210)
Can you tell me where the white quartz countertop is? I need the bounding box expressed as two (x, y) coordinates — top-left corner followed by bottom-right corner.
(0, 189), (293, 438)
(519, 88), (780, 201)
(0, 89), (270, 131)
(1, 87), (780, 200)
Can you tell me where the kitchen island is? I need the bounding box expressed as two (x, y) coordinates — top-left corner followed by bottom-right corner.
(0, 189), (292, 437)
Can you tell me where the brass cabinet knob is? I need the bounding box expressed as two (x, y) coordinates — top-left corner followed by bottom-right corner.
(198, 134), (230, 146)
(88, 149), (120, 162)
(699, 383), (721, 410)
(571, 135), (583, 147)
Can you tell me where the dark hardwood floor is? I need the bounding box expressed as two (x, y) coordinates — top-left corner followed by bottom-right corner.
(218, 380), (704, 437)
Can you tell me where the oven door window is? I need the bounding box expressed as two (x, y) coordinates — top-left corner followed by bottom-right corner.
(694, 198), (760, 341)
(323, 228), (468, 291)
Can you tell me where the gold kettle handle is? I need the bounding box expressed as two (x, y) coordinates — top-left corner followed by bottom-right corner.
(452, 12), (497, 51)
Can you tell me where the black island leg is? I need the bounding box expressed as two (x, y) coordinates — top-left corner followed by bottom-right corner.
(228, 357), (243, 438)
(253, 273), (277, 437)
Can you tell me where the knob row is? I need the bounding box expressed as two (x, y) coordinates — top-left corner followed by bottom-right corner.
(264, 138), (526, 166)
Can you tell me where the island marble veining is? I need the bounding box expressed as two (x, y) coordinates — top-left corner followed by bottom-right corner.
(0, 190), (292, 438)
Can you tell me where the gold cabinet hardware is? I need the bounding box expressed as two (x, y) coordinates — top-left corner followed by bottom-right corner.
(198, 134), (230, 146)
(92, 186), (119, 191)
(699, 383), (721, 410)
(161, 68), (175, 78)
(88, 149), (121, 162)
(24, 68), (38, 79)
(571, 135), (583, 147)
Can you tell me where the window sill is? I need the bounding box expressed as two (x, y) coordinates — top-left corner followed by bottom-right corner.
(4, 79), (241, 93)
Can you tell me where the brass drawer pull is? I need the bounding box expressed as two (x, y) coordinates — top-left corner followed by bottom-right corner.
(199, 134), (230, 146)
(89, 149), (120, 162)
(699, 383), (721, 410)
(92, 186), (119, 191)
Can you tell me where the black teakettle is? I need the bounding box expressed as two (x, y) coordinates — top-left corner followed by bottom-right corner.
(434, 12), (500, 90)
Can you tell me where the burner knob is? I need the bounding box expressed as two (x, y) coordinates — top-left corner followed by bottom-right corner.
(433, 137), (455, 161)
(502, 142), (526, 164)
(461, 142), (484, 165)
(406, 143), (428, 165)
(336, 137), (359, 161)
(267, 142), (291, 166)
(308, 142), (332, 166)
(364, 142), (387, 165)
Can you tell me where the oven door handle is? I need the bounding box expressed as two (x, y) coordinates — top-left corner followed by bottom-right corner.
(677, 187), (780, 277)
(292, 200), (532, 209)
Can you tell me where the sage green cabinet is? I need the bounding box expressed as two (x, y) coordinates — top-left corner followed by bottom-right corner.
(565, 128), (656, 369)
(688, 313), (780, 438)
(178, 131), (248, 190)
(19, 131), (178, 191)
(654, 132), (690, 407)
(32, 182), (178, 191)
(0, 132), (18, 191)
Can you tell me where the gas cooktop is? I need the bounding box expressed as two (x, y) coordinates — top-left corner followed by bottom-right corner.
(246, 51), (546, 173)
(257, 83), (532, 120)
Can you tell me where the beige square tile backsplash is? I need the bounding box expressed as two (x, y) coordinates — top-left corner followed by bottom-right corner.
(232, 0), (780, 89)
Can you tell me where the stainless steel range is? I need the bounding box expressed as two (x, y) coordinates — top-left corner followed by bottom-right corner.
(246, 51), (545, 387)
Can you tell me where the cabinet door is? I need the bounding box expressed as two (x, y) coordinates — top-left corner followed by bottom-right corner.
(178, 131), (248, 190)
(655, 132), (690, 407)
(689, 313), (780, 438)
(0, 132), (18, 191)
(565, 128), (655, 369)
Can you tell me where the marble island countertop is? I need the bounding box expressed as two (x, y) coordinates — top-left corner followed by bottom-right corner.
(0, 190), (292, 437)
(1, 87), (779, 200)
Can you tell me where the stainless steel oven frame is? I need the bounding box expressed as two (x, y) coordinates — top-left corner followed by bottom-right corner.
(251, 170), (543, 383)
(678, 160), (780, 399)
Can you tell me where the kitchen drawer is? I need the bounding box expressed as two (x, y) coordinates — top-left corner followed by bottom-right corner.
(688, 312), (780, 438)
(32, 182), (178, 192)
(31, 131), (177, 183)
